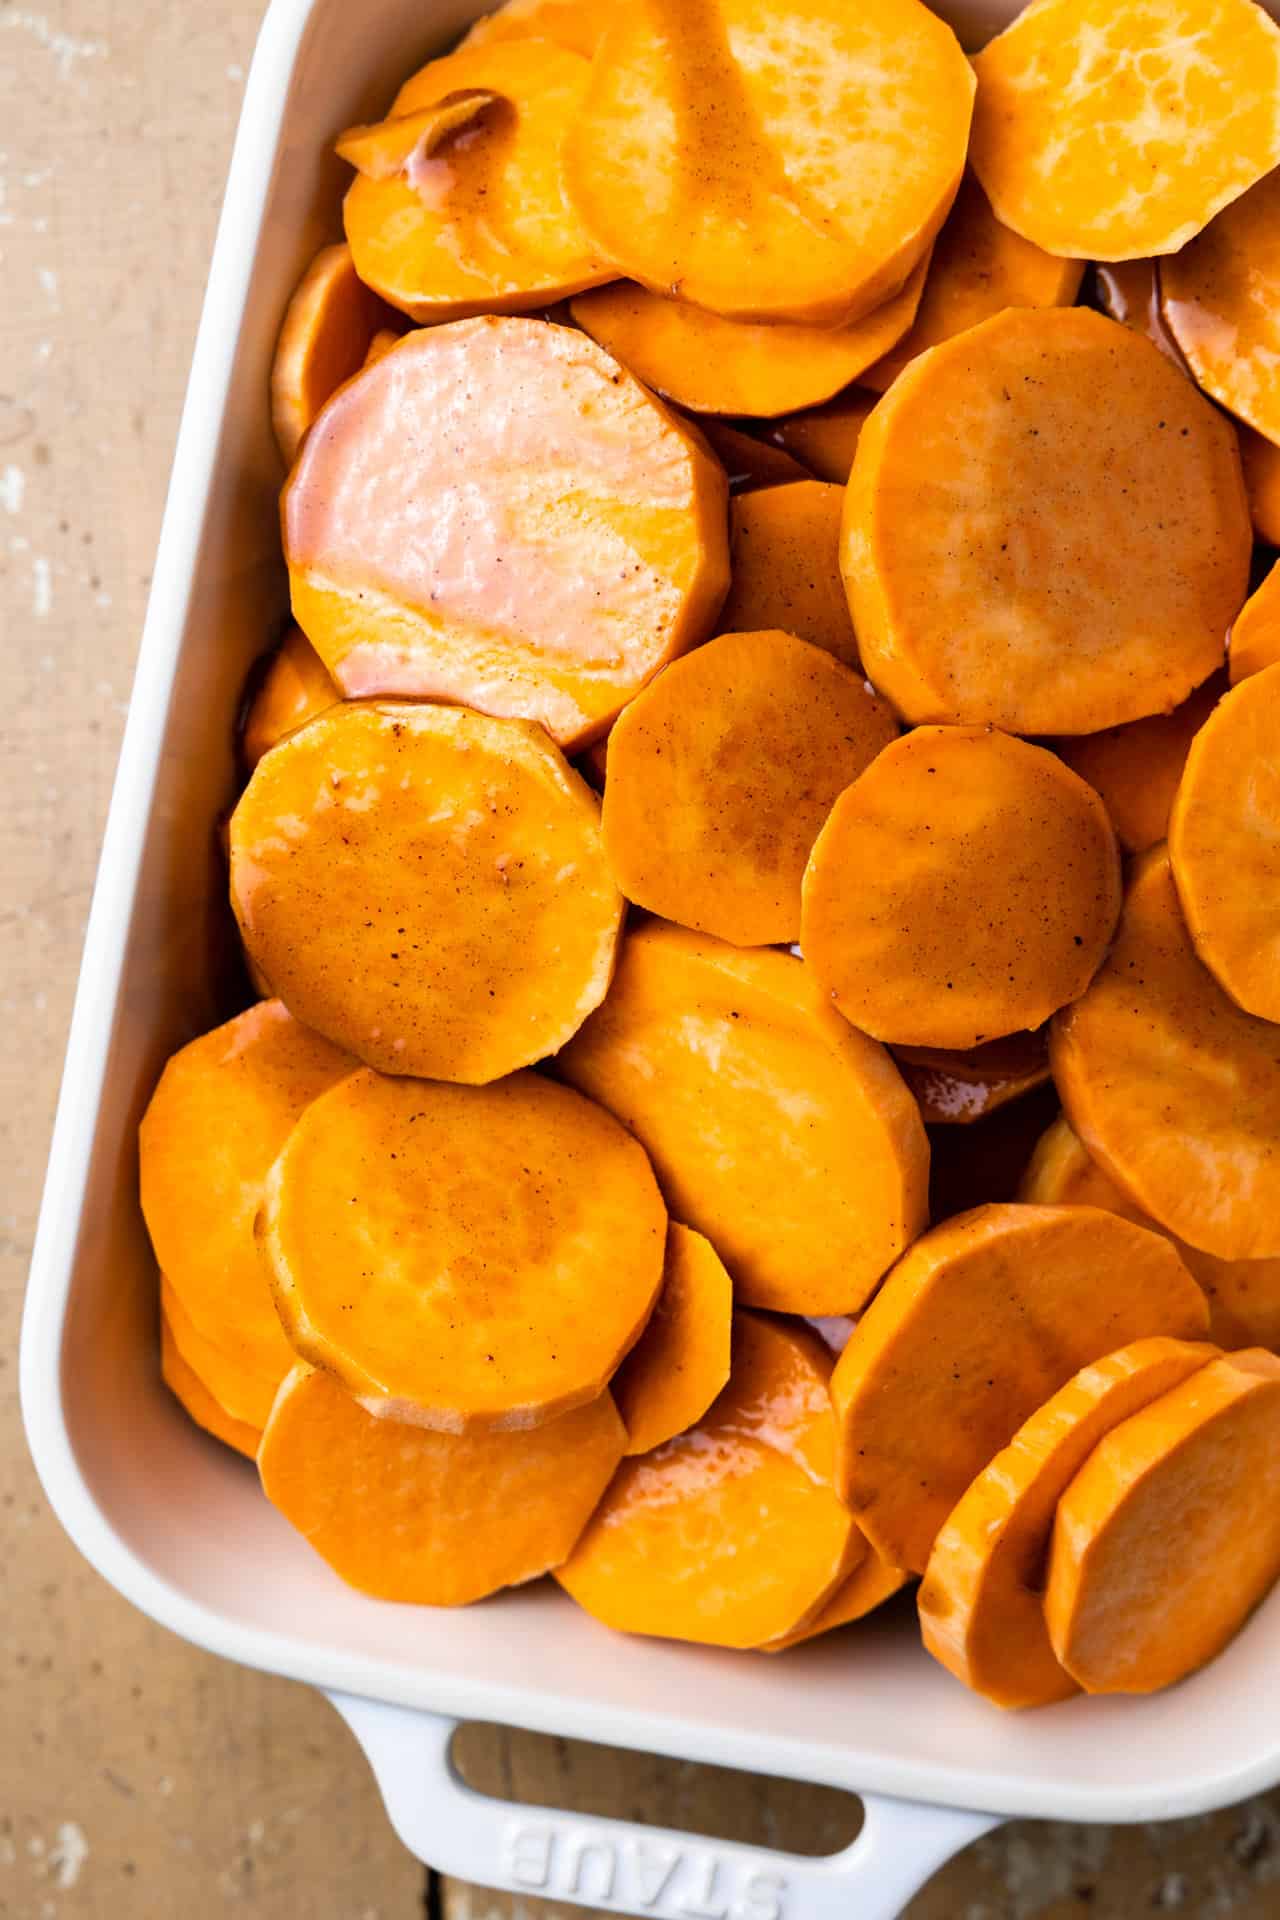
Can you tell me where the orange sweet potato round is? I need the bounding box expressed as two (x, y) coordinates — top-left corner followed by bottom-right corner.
(1020, 1117), (1280, 1353)
(563, 0), (972, 328)
(892, 1030), (1051, 1126)
(830, 1202), (1210, 1573)
(919, 1336), (1216, 1708)
(1052, 849), (1280, 1262)
(139, 1000), (354, 1383)
(270, 244), (396, 464)
(340, 40), (610, 322)
(461, 0), (601, 57)
(843, 308), (1251, 734)
(717, 482), (859, 667)
(260, 1066), (666, 1432)
(260, 1363), (626, 1605)
(1045, 1351), (1280, 1694)
(558, 922), (928, 1316)
(603, 629), (898, 946)
(760, 1551), (909, 1653)
(229, 701), (623, 1083)
(1229, 560), (1280, 686)
(971, 0), (1280, 259)
(612, 1224), (733, 1457)
(1054, 674), (1225, 855)
(556, 1311), (859, 1648)
(765, 391), (877, 486)
(1163, 168), (1280, 448)
(569, 257), (928, 419)
(693, 418), (811, 493)
(161, 1318), (261, 1462)
(284, 317), (730, 751)
(161, 1277), (283, 1431)
(802, 726), (1121, 1050)
(1169, 664), (1280, 1022)
(861, 174), (1082, 394)
(1238, 427), (1280, 548)
(241, 626), (337, 772)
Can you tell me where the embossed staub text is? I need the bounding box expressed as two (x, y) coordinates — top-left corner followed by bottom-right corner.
(502, 1820), (788, 1920)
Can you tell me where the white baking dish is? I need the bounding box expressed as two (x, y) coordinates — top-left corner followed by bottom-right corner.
(22, 1), (1280, 1913)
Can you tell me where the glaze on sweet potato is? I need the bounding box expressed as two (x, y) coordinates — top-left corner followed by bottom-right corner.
(718, 483), (859, 667)
(603, 629), (897, 945)
(261, 1066), (666, 1432)
(830, 1202), (1210, 1573)
(892, 1031), (1051, 1126)
(612, 1224), (733, 1457)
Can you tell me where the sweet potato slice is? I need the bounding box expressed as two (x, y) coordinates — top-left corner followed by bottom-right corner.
(802, 726), (1121, 1050)
(229, 701), (623, 1083)
(1051, 850), (1280, 1261)
(892, 1031), (1051, 1126)
(1020, 1117), (1280, 1353)
(240, 626), (337, 772)
(760, 1552), (910, 1653)
(1169, 664), (1280, 1022)
(270, 244), (395, 465)
(1054, 674), (1225, 855)
(861, 174), (1082, 394)
(556, 1311), (859, 1648)
(340, 41), (610, 322)
(844, 308), (1251, 734)
(1229, 560), (1280, 686)
(160, 1277), (282, 1431)
(461, 0), (601, 58)
(569, 257), (928, 420)
(139, 1000), (354, 1381)
(717, 482), (859, 668)
(612, 1225), (732, 1457)
(284, 317), (730, 750)
(919, 1336), (1216, 1708)
(557, 922), (929, 1315)
(563, 0), (973, 329)
(1239, 427), (1280, 548)
(1044, 1351), (1280, 1694)
(830, 1203), (1210, 1573)
(260, 1363), (626, 1605)
(970, 0), (1280, 259)
(765, 393), (873, 488)
(261, 1066), (666, 1432)
(603, 629), (898, 945)
(362, 326), (402, 368)
(693, 419), (810, 493)
(1163, 168), (1280, 447)
(161, 1319), (260, 1462)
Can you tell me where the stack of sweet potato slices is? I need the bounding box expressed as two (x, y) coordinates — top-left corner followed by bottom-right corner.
(138, 0), (1280, 1697)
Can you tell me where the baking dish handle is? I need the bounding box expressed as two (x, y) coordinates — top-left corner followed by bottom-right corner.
(329, 1692), (999, 1920)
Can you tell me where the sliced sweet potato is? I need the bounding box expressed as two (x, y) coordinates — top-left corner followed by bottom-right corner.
(603, 629), (898, 946)
(284, 316), (730, 751)
(139, 1000), (354, 1382)
(971, 0), (1280, 259)
(760, 1551), (910, 1653)
(861, 174), (1082, 394)
(844, 308), (1251, 734)
(1054, 674), (1225, 855)
(261, 1066), (666, 1432)
(693, 418), (811, 493)
(230, 701), (623, 1083)
(919, 1336), (1216, 1709)
(160, 1277), (282, 1431)
(718, 482), (859, 668)
(362, 326), (402, 368)
(241, 626), (337, 772)
(892, 1031), (1051, 1126)
(556, 1311), (859, 1648)
(1169, 664), (1280, 1022)
(1229, 560), (1280, 685)
(563, 0), (973, 328)
(270, 244), (395, 465)
(612, 1224), (732, 1457)
(1019, 1117), (1280, 1353)
(1051, 849), (1280, 1262)
(340, 41), (610, 322)
(765, 391), (876, 486)
(569, 256), (928, 420)
(460, 0), (601, 58)
(1163, 168), (1280, 446)
(1045, 1351), (1280, 1694)
(830, 1202), (1210, 1574)
(161, 1318), (260, 1462)
(558, 922), (929, 1315)
(1239, 427), (1280, 548)
(260, 1363), (626, 1605)
(802, 726), (1121, 1050)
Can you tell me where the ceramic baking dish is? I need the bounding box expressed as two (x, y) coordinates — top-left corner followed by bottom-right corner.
(22, 0), (1280, 1912)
